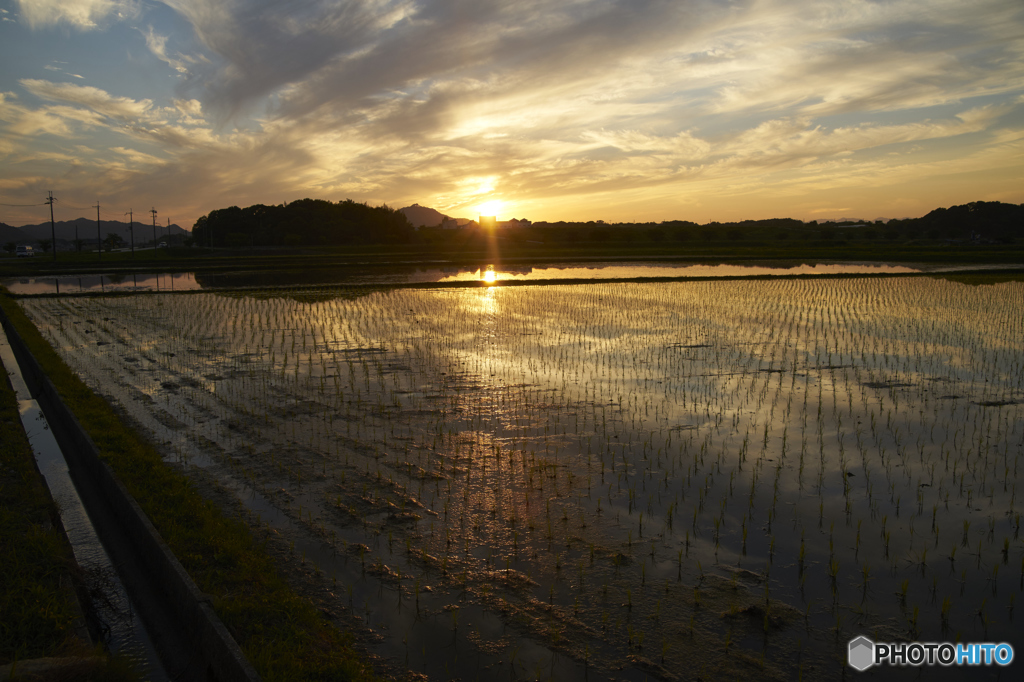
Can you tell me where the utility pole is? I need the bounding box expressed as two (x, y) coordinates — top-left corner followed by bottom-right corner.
(93, 201), (101, 260)
(46, 191), (56, 262)
(125, 209), (134, 255)
(167, 217), (171, 246)
(150, 208), (158, 249)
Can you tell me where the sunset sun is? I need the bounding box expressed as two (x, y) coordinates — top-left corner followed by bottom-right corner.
(475, 200), (504, 218)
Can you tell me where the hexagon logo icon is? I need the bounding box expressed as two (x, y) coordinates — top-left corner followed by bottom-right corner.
(848, 636), (875, 671)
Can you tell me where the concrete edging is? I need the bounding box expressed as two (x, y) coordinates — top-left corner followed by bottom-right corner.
(0, 306), (260, 682)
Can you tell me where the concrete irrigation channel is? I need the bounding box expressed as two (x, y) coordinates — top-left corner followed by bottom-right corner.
(0, 306), (260, 682)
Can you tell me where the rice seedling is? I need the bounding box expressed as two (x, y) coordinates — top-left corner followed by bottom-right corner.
(18, 275), (1024, 679)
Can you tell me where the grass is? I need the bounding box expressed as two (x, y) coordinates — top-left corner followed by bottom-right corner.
(1, 349), (142, 680)
(0, 354), (82, 663)
(0, 291), (380, 682)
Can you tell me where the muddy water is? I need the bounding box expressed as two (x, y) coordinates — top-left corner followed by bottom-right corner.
(19, 277), (1024, 680)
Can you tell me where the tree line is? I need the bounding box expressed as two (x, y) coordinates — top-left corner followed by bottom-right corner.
(189, 199), (1020, 250)
(191, 199), (413, 247)
(513, 202), (1022, 244)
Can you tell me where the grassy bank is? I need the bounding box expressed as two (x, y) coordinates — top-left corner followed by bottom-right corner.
(0, 356), (83, 662)
(1, 353), (146, 681)
(0, 292), (379, 681)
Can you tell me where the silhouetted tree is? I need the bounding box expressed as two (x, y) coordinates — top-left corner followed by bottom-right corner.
(103, 233), (125, 251)
(193, 198), (413, 248)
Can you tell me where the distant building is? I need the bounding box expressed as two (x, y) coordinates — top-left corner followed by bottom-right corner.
(479, 216), (497, 229)
(499, 218), (531, 229)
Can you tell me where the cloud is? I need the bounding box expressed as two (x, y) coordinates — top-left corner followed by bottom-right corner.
(6, 81), (217, 151)
(110, 146), (168, 165)
(580, 130), (712, 161)
(174, 98), (202, 117)
(149, 0), (1023, 214)
(158, 0), (734, 121)
(154, 0), (1023, 135)
(142, 26), (190, 74)
(19, 79), (154, 121)
(4, 0), (1023, 225)
(15, 0), (138, 30)
(162, 0), (414, 116)
(0, 92), (78, 137)
(713, 112), (1001, 170)
(0, 177), (47, 190)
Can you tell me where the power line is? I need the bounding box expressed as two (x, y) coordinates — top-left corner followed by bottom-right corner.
(69, 204), (151, 218)
(23, 197), (129, 214)
(4, 195), (182, 242)
(59, 201), (106, 212)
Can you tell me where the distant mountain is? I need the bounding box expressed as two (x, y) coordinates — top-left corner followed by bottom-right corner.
(0, 222), (32, 244)
(13, 218), (187, 245)
(399, 204), (449, 227)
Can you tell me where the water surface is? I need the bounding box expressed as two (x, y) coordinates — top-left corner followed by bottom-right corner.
(20, 277), (1024, 680)
(7, 260), (1020, 295)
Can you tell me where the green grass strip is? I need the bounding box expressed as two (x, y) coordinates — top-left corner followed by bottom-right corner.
(0, 355), (83, 663)
(0, 293), (378, 682)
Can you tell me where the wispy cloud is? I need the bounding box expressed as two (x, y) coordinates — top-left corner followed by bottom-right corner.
(20, 79), (154, 121)
(15, 0), (138, 30)
(141, 25), (190, 74)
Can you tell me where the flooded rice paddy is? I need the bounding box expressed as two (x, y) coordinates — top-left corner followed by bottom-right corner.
(19, 276), (1024, 680)
(6, 260), (1018, 295)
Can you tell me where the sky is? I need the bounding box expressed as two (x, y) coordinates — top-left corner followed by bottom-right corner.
(1, 0), (1022, 230)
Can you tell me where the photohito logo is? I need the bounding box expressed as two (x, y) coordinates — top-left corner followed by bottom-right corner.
(848, 636), (1014, 670)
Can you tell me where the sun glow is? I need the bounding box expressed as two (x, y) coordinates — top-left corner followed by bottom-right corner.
(482, 269), (498, 284)
(476, 200), (503, 218)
